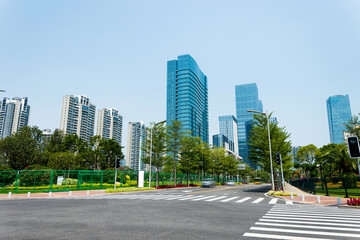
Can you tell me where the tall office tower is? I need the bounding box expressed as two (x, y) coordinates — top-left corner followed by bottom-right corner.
(235, 83), (263, 168)
(213, 134), (229, 149)
(59, 95), (96, 142)
(292, 146), (302, 163)
(0, 97), (30, 139)
(96, 108), (123, 146)
(327, 95), (352, 144)
(167, 54), (209, 143)
(126, 121), (146, 171)
(219, 115), (239, 156)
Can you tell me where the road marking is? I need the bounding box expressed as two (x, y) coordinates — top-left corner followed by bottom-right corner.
(285, 200), (293, 204)
(268, 198), (278, 204)
(250, 226), (360, 238)
(263, 216), (358, 224)
(243, 232), (333, 240)
(259, 218), (360, 228)
(236, 197), (251, 203)
(252, 198), (264, 203)
(191, 195), (216, 201)
(205, 196), (228, 202)
(220, 197), (239, 202)
(255, 221), (360, 232)
(177, 195), (204, 200)
(268, 211), (360, 218)
(265, 213), (360, 221)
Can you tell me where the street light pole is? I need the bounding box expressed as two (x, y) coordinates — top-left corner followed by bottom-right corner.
(149, 120), (166, 188)
(248, 110), (275, 191)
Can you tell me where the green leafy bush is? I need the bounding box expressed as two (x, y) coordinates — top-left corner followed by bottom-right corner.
(105, 187), (155, 193)
(268, 190), (297, 196)
(61, 178), (78, 185)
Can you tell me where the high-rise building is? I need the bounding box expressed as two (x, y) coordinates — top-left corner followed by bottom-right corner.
(59, 95), (96, 142)
(219, 115), (238, 156)
(126, 121), (146, 171)
(213, 134), (229, 149)
(0, 97), (30, 139)
(96, 108), (123, 146)
(327, 95), (352, 144)
(166, 54), (209, 143)
(235, 83), (263, 168)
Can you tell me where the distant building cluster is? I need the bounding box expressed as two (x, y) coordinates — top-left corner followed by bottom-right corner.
(1, 55), (355, 171)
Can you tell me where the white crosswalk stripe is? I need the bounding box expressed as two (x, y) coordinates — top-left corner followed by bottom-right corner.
(268, 198), (278, 204)
(220, 197), (239, 202)
(251, 198), (264, 203)
(236, 197), (251, 203)
(243, 204), (360, 239)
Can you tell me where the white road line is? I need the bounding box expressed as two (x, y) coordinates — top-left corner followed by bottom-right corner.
(264, 216), (359, 224)
(260, 218), (360, 228)
(236, 197), (251, 203)
(163, 195), (185, 200)
(268, 211), (360, 218)
(177, 195), (204, 200)
(220, 197), (239, 202)
(205, 196), (228, 202)
(285, 200), (293, 204)
(265, 213), (360, 221)
(243, 232), (333, 240)
(252, 198), (264, 204)
(255, 222), (360, 232)
(250, 226), (360, 238)
(191, 195), (216, 201)
(268, 198), (278, 204)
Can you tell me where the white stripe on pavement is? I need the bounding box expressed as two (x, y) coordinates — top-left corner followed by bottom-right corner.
(191, 196), (216, 201)
(263, 216), (359, 224)
(255, 222), (360, 232)
(243, 232), (333, 240)
(268, 211), (360, 219)
(236, 197), (251, 203)
(265, 213), (360, 221)
(252, 198), (264, 204)
(220, 197), (239, 202)
(268, 198), (278, 204)
(205, 196), (228, 202)
(177, 195), (204, 200)
(285, 200), (293, 204)
(259, 218), (360, 228)
(250, 227), (360, 238)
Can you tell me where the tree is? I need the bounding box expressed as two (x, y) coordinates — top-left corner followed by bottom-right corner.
(344, 113), (360, 139)
(99, 138), (124, 170)
(179, 135), (202, 186)
(166, 120), (185, 185)
(296, 144), (318, 177)
(0, 126), (44, 169)
(209, 147), (227, 182)
(142, 122), (168, 187)
(248, 113), (293, 178)
(47, 151), (77, 170)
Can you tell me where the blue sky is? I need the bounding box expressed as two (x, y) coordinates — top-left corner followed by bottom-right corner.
(1, 0), (360, 149)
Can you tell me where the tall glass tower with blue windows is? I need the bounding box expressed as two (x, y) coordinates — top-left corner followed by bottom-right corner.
(167, 54), (209, 143)
(326, 95), (352, 144)
(235, 83), (263, 168)
(219, 115), (238, 156)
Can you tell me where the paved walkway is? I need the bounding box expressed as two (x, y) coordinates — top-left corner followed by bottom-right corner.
(0, 189), (106, 199)
(280, 182), (349, 206)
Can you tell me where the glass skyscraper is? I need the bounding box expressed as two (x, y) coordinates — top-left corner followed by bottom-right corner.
(219, 115), (238, 155)
(235, 83), (263, 167)
(167, 54), (208, 143)
(326, 95), (352, 144)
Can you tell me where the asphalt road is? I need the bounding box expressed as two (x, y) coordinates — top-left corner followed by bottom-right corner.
(1, 184), (357, 240)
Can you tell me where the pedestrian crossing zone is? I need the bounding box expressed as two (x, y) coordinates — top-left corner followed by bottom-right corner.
(243, 204), (360, 240)
(58, 194), (292, 205)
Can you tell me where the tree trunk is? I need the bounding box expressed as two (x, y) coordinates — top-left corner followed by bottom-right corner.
(156, 169), (159, 188)
(174, 153), (177, 186)
(187, 170), (190, 186)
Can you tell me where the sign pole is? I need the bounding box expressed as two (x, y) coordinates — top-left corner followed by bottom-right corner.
(114, 159), (118, 190)
(280, 153), (285, 192)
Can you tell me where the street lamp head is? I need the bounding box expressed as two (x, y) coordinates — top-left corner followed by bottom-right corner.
(0, 90), (5, 92)
(247, 109), (265, 115)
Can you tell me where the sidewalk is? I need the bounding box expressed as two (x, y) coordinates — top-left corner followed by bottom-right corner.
(280, 182), (348, 206)
(0, 189), (106, 199)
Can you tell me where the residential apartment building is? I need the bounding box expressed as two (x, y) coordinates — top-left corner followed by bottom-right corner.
(126, 121), (146, 171)
(96, 108), (123, 146)
(0, 97), (30, 138)
(166, 54), (209, 143)
(326, 95), (352, 144)
(59, 95), (96, 142)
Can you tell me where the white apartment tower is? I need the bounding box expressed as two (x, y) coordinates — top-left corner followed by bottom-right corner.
(60, 95), (96, 142)
(0, 97), (30, 139)
(219, 115), (239, 156)
(126, 121), (146, 171)
(96, 108), (123, 145)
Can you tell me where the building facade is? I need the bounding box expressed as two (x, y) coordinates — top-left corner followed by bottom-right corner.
(0, 97), (30, 139)
(96, 108), (123, 146)
(219, 115), (238, 156)
(166, 54), (209, 143)
(235, 83), (263, 168)
(126, 121), (146, 171)
(59, 95), (96, 142)
(326, 95), (352, 144)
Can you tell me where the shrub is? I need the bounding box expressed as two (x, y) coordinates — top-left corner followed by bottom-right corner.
(61, 178), (78, 185)
(268, 190), (297, 196)
(347, 198), (360, 206)
(105, 187), (156, 193)
(0, 166), (16, 186)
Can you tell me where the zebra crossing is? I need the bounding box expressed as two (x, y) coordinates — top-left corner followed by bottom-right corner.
(243, 204), (360, 239)
(59, 194), (292, 205)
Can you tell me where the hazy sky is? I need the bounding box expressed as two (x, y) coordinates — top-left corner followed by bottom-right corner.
(1, 0), (360, 149)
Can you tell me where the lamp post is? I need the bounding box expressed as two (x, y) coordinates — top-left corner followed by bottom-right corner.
(247, 110), (275, 190)
(317, 163), (329, 196)
(149, 120), (166, 188)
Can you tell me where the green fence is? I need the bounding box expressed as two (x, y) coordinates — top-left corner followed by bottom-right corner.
(290, 177), (360, 198)
(0, 170), (210, 193)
